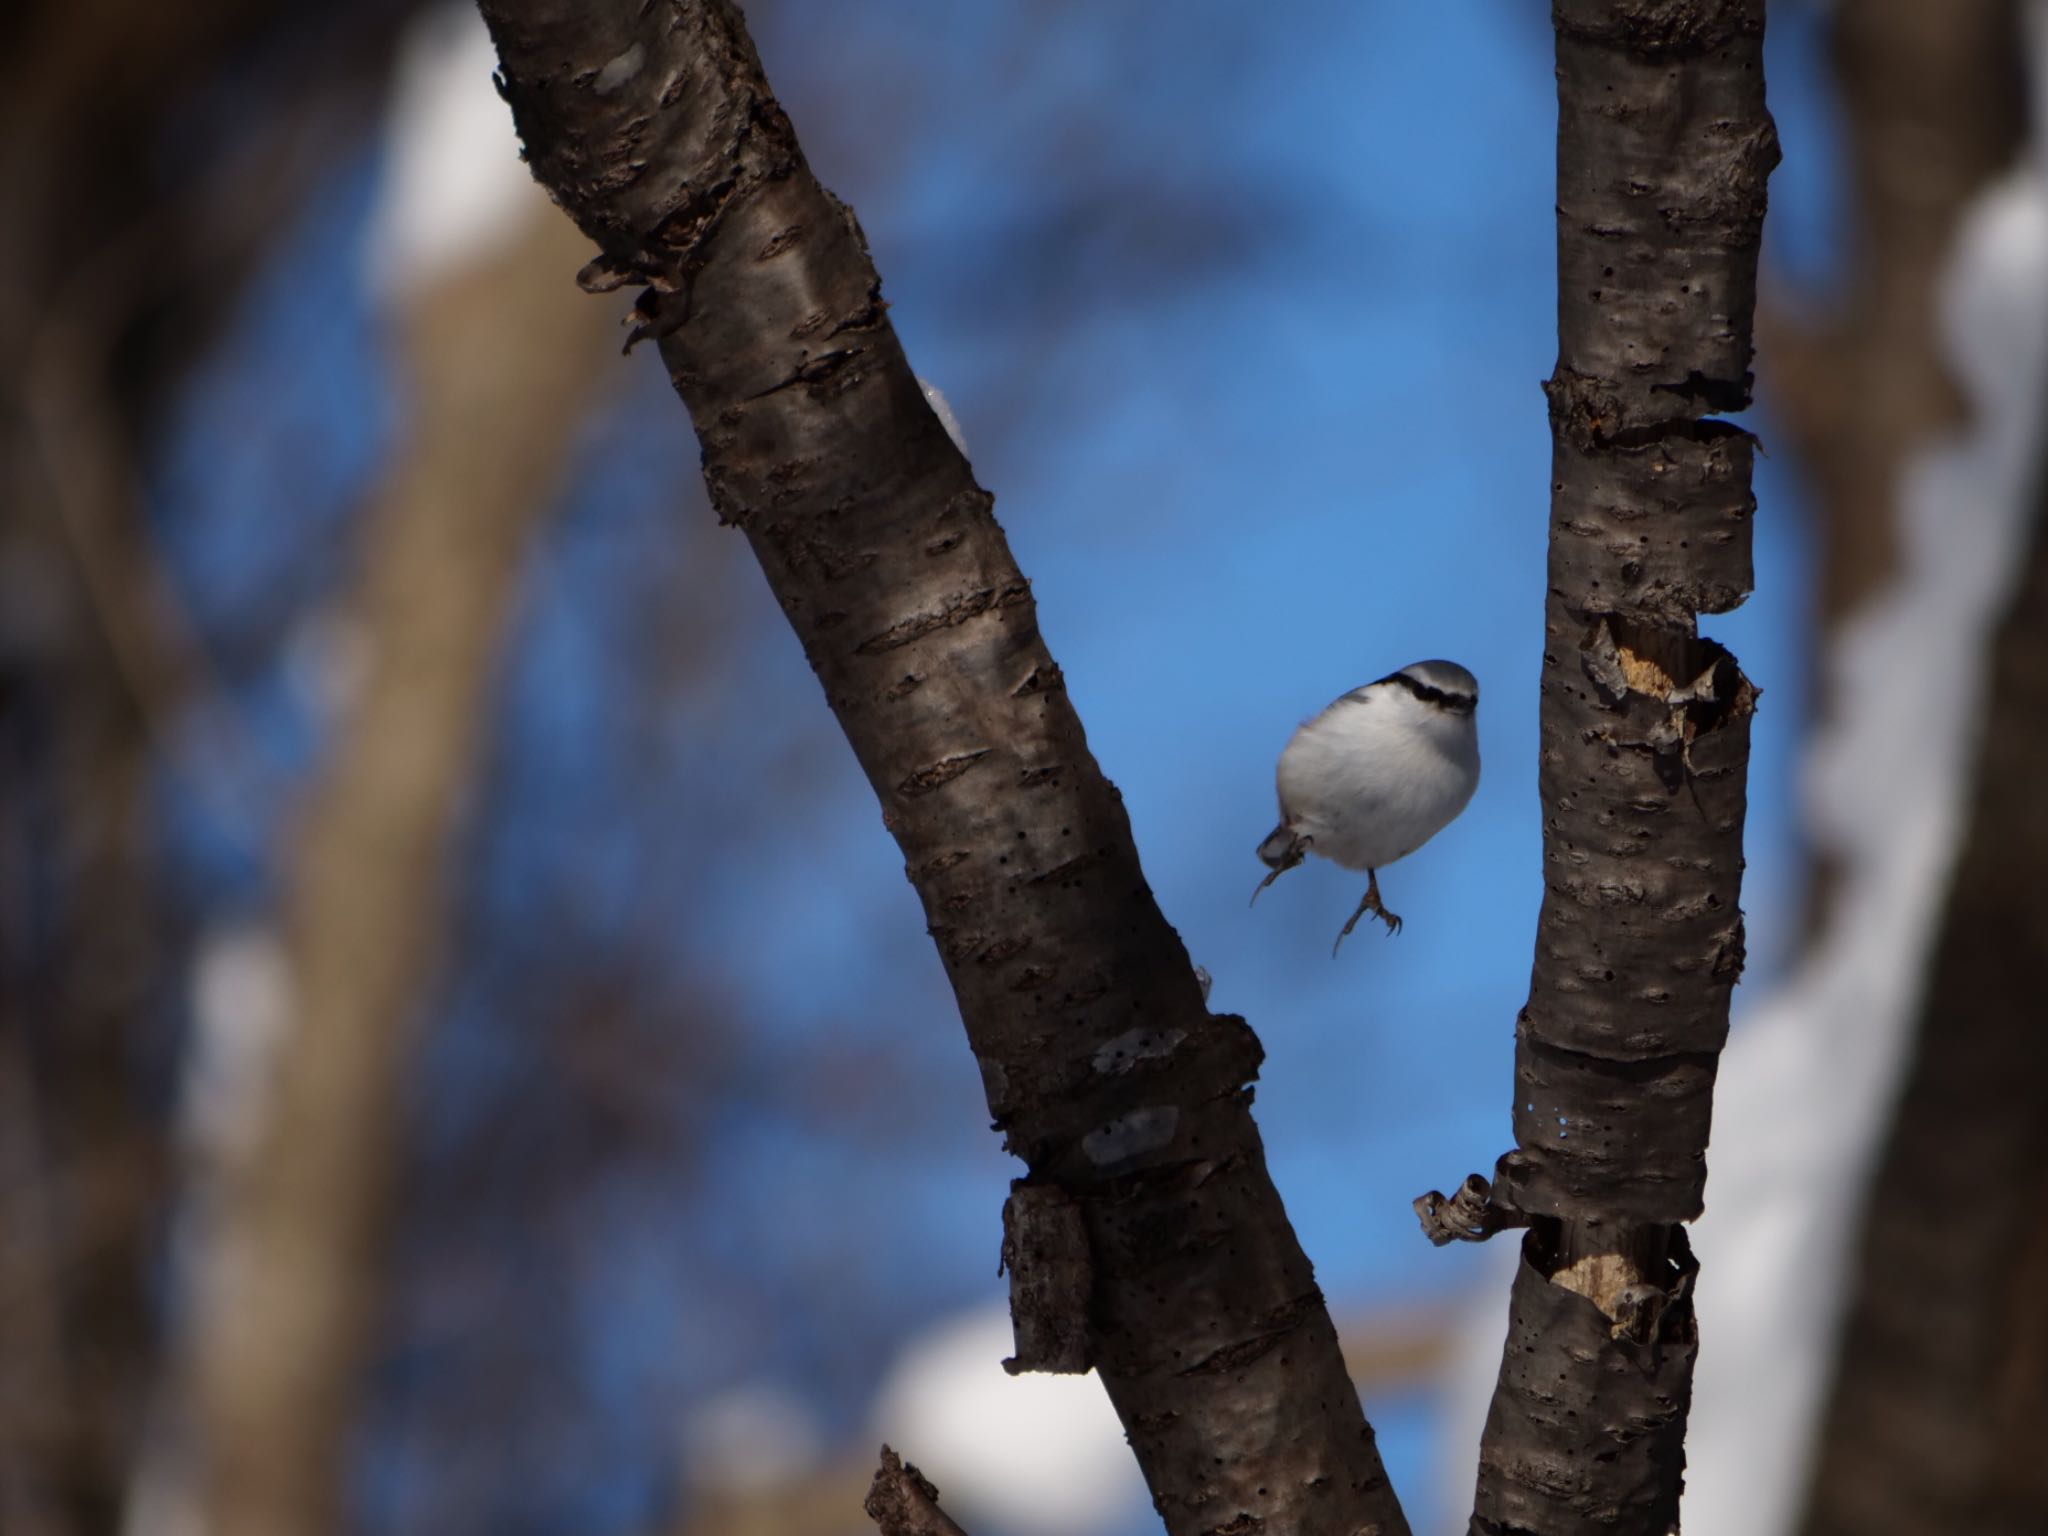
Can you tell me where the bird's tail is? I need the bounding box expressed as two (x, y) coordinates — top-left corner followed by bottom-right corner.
(1250, 823), (1307, 907)
(1257, 823), (1301, 869)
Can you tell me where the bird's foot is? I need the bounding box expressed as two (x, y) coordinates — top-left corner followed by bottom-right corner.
(1332, 873), (1401, 956)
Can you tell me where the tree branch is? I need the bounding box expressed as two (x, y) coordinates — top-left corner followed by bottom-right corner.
(475, 3), (1409, 1533)
(1453, 5), (1776, 1531)
(865, 1448), (971, 1536)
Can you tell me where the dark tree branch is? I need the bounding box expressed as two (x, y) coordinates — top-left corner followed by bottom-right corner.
(1456, 5), (1776, 1532)
(475, 3), (1408, 1533)
(865, 1448), (971, 1536)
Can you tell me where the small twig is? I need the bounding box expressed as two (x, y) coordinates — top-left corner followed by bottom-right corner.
(865, 1447), (971, 1536)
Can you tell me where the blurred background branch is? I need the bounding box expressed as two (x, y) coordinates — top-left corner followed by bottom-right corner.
(192, 190), (615, 1536)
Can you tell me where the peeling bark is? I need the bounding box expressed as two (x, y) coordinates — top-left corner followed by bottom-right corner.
(1000, 1183), (1093, 1375)
(1448, 5), (1776, 1532)
(476, 3), (1409, 1533)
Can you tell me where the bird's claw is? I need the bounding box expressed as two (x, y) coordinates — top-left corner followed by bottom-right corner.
(1331, 876), (1402, 956)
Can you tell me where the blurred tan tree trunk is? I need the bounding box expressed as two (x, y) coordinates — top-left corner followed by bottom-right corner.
(193, 204), (615, 1536)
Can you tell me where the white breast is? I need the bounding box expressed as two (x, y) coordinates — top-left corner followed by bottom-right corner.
(1275, 688), (1479, 871)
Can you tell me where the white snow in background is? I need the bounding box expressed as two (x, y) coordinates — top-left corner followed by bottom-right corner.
(1438, 16), (2048, 1532)
(121, 924), (298, 1536)
(870, 1303), (1149, 1536)
(1433, 1243), (1515, 1528)
(363, 4), (547, 303)
(919, 378), (970, 456)
(121, 1444), (203, 1536)
(284, 603), (371, 726)
(682, 1381), (825, 1497)
(180, 924), (294, 1162)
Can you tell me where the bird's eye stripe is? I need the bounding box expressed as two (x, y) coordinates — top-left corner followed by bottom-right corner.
(1368, 672), (1477, 711)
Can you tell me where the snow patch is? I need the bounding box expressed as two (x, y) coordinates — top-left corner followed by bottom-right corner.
(919, 377), (969, 456)
(363, 4), (549, 303)
(181, 924), (293, 1161)
(870, 1303), (1148, 1536)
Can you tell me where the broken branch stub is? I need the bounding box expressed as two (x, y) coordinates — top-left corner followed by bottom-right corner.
(1000, 1182), (1092, 1374)
(866, 1447), (971, 1536)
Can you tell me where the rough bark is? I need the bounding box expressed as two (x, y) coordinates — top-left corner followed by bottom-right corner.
(1447, 6), (1775, 1532)
(193, 205), (614, 1536)
(475, 4), (1409, 1533)
(864, 1448), (971, 1536)
(1794, 383), (2048, 1536)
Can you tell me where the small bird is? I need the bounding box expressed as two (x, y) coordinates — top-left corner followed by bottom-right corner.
(1252, 659), (1480, 955)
